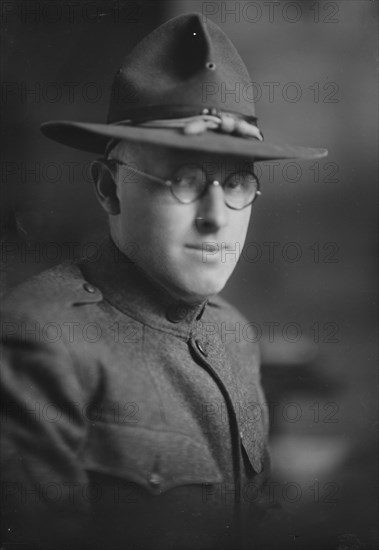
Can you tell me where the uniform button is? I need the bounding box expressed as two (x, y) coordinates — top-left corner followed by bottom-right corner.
(240, 431), (244, 440)
(166, 304), (189, 323)
(195, 339), (208, 357)
(83, 282), (96, 293)
(148, 472), (161, 488)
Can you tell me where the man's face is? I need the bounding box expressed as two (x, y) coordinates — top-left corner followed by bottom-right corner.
(108, 142), (254, 303)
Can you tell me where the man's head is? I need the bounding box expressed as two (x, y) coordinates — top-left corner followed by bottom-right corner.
(42, 12), (327, 304)
(92, 141), (256, 303)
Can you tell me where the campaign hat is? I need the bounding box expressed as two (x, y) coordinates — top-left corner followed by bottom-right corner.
(41, 13), (327, 161)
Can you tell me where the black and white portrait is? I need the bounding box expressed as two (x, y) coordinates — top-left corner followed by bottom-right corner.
(1, 2), (377, 549)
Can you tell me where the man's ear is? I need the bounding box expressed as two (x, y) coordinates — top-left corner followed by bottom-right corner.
(90, 160), (120, 215)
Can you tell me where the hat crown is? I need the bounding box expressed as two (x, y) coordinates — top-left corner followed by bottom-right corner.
(40, 13), (327, 160)
(107, 13), (256, 124)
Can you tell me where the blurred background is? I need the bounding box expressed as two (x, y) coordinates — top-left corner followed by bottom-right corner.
(1, 1), (377, 549)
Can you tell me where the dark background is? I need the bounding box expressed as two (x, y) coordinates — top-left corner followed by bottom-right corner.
(1, 1), (378, 549)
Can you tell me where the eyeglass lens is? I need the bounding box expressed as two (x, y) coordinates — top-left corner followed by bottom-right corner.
(170, 165), (259, 209)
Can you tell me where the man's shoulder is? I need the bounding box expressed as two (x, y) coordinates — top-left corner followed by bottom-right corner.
(1, 262), (103, 322)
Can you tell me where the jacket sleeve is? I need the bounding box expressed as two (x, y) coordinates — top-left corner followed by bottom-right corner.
(1, 312), (91, 549)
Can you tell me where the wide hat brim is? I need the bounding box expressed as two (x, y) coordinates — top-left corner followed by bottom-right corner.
(41, 120), (327, 161)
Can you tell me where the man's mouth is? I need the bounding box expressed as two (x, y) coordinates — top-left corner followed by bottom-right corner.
(185, 243), (234, 252)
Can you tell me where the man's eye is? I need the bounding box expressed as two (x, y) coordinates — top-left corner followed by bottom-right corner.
(226, 172), (257, 191)
(225, 176), (247, 191)
(173, 166), (205, 187)
(175, 176), (195, 186)
(227, 178), (244, 189)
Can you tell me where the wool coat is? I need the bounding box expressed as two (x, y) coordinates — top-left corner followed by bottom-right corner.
(1, 237), (275, 550)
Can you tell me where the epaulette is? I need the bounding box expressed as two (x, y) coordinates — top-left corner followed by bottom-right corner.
(1, 262), (103, 316)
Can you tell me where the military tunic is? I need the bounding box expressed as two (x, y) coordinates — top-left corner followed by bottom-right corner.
(1, 238), (272, 550)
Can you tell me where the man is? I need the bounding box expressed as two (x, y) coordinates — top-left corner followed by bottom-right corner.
(1, 13), (327, 550)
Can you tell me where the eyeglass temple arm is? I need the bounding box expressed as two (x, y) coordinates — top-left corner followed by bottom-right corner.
(109, 160), (171, 187)
(109, 159), (261, 197)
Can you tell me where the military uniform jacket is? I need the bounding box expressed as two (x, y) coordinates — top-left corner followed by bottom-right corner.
(1, 238), (272, 550)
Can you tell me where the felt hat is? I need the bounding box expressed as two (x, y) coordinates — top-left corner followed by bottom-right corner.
(41, 13), (327, 161)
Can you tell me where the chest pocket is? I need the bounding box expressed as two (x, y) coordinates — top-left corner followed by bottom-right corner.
(239, 420), (265, 475)
(81, 422), (223, 495)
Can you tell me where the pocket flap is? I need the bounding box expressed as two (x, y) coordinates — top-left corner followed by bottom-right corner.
(238, 397), (267, 474)
(82, 422), (223, 494)
(240, 424), (265, 474)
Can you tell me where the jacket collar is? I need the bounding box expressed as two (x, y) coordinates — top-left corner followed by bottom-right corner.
(79, 236), (207, 339)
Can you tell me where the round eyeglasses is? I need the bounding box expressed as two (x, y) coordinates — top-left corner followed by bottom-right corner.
(107, 159), (261, 210)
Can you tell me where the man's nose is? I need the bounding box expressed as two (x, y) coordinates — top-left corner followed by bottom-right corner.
(195, 181), (228, 232)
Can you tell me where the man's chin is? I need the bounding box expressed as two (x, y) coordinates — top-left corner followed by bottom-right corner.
(176, 276), (228, 303)
(146, 260), (233, 303)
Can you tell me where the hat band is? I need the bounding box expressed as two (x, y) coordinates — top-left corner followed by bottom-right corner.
(138, 113), (263, 140)
(107, 104), (258, 126)
(104, 112), (263, 158)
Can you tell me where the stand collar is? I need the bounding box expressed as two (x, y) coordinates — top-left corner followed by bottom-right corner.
(79, 237), (207, 338)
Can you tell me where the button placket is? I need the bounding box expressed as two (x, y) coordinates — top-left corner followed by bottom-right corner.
(188, 335), (243, 503)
